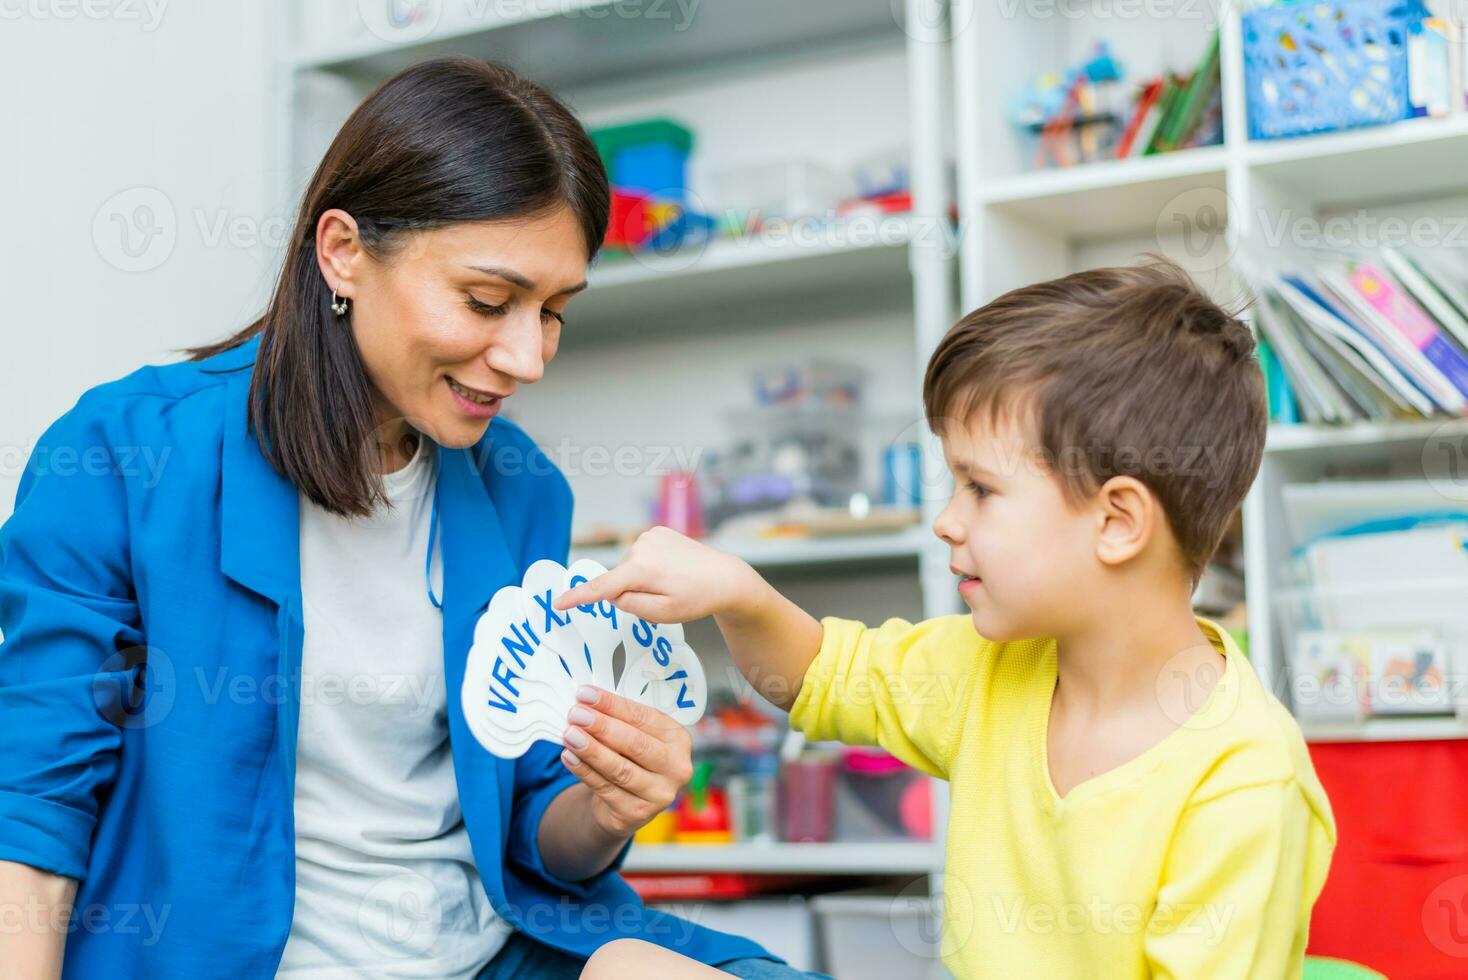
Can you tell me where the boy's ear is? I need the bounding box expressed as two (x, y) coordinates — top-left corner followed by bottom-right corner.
(1093, 475), (1155, 567)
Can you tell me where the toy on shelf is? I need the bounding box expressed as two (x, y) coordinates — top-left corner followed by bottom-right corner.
(675, 762), (733, 844)
(1009, 34), (1224, 168)
(1009, 42), (1126, 168)
(592, 118), (715, 255)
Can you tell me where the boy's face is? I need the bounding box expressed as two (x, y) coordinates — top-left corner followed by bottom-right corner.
(933, 409), (1099, 642)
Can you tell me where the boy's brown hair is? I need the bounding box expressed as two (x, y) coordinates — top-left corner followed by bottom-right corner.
(922, 256), (1266, 580)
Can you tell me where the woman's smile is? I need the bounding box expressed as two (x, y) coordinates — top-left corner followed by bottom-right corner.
(446, 375), (507, 419)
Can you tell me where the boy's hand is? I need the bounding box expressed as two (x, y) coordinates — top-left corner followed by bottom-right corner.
(554, 526), (761, 625)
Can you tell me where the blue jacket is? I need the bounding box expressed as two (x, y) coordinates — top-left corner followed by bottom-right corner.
(0, 336), (771, 977)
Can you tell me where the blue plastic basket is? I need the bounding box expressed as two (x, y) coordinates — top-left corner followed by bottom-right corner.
(1242, 0), (1424, 140)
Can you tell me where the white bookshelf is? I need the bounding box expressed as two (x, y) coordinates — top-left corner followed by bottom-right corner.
(623, 840), (937, 875)
(950, 0), (1468, 743)
(280, 0), (957, 888)
(574, 526), (933, 574)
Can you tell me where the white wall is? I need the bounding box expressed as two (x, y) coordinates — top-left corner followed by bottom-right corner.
(0, 1), (277, 517)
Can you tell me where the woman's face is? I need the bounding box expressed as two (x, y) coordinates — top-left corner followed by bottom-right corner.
(319, 205), (590, 454)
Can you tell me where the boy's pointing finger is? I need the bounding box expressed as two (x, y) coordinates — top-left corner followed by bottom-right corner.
(555, 567), (629, 611)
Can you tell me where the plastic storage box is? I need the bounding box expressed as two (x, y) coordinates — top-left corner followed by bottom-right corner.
(1242, 0), (1420, 140)
(1275, 579), (1468, 723)
(811, 892), (944, 979)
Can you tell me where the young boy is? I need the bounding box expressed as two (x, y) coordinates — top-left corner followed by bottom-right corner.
(564, 259), (1336, 979)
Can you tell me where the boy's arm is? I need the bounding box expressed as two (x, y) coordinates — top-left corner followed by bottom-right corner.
(789, 615), (973, 777)
(556, 528), (974, 776)
(1145, 779), (1335, 980)
(554, 526), (823, 709)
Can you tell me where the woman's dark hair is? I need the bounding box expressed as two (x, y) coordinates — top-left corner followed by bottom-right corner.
(189, 57), (610, 517)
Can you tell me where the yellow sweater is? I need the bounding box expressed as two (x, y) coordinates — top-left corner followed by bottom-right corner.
(790, 615), (1336, 979)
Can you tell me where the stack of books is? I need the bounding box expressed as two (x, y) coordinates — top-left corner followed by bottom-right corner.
(1242, 248), (1468, 424)
(1114, 31), (1223, 160)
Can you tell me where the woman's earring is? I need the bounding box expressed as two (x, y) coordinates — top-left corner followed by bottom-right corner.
(331, 289), (349, 317)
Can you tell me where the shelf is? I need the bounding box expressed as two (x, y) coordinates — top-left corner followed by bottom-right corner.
(573, 218), (920, 336)
(1265, 417), (1468, 454)
(572, 526), (934, 573)
(1302, 716), (1468, 744)
(977, 146), (1228, 240)
(293, 0), (905, 92)
(622, 840), (937, 875)
(1246, 115), (1468, 209)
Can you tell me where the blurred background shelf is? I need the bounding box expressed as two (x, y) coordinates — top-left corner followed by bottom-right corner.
(293, 0), (906, 90)
(1301, 716), (1468, 744)
(623, 840), (938, 875)
(1245, 114), (1468, 208)
(573, 525), (935, 573)
(576, 220), (922, 337)
(977, 145), (1228, 239)
(1266, 418), (1468, 454)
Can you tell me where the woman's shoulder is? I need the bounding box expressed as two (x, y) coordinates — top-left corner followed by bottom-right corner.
(57, 338), (256, 438)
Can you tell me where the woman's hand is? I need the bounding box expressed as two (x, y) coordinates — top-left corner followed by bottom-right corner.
(554, 525), (762, 625)
(560, 685), (693, 839)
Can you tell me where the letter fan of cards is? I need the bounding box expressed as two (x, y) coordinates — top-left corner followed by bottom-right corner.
(459, 558), (707, 759)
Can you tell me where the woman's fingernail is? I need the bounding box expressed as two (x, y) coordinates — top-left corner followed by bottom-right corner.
(567, 706), (594, 727)
(563, 727), (589, 750)
(576, 686), (600, 704)
(561, 750), (580, 767)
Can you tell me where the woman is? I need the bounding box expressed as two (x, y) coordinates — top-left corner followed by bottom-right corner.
(0, 58), (812, 979)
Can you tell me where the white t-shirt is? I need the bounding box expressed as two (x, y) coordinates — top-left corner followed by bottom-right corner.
(277, 436), (511, 979)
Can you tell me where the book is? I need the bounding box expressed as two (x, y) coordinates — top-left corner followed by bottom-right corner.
(1114, 79), (1164, 159)
(1258, 336), (1300, 423)
(1253, 293), (1356, 422)
(1276, 275), (1436, 416)
(1316, 263), (1468, 413)
(1158, 30), (1221, 152)
(1383, 248), (1468, 353)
